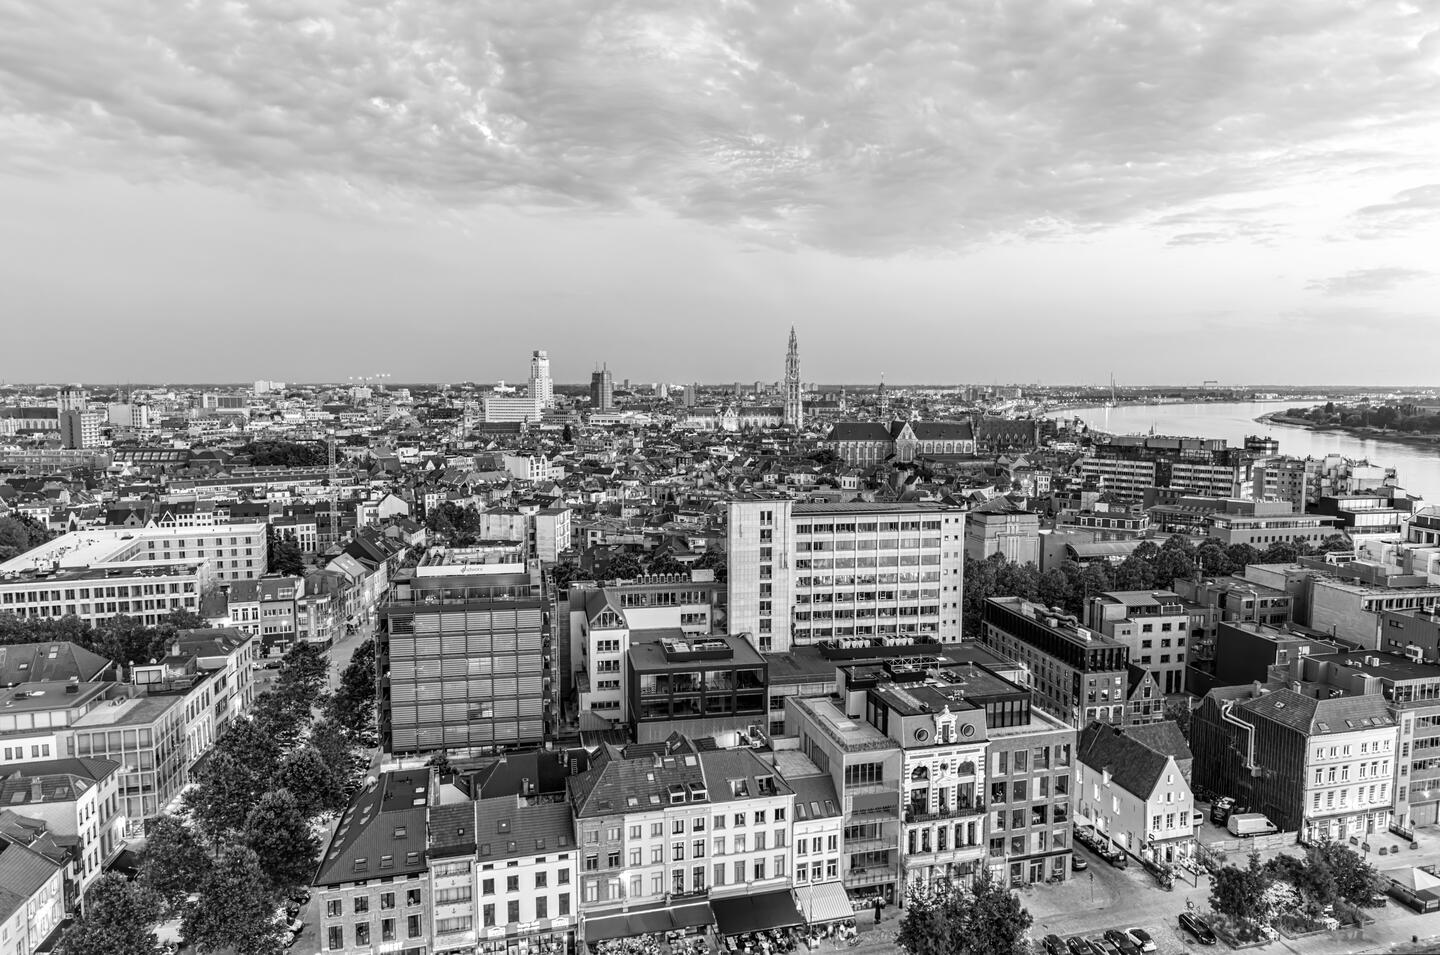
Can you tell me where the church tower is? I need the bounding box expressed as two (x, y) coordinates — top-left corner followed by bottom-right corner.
(783, 326), (803, 429)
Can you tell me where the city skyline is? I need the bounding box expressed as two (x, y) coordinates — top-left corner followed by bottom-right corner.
(1, 3), (1438, 384)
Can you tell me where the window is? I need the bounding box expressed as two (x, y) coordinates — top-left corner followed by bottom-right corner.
(508, 900), (520, 924)
(381, 919), (396, 943)
(326, 900), (342, 918)
(406, 889), (421, 906)
(354, 897), (369, 915)
(537, 896), (548, 920)
(507, 875), (520, 892)
(328, 927), (344, 951)
(380, 892), (395, 910)
(355, 923), (370, 947)
(483, 904), (496, 927)
(408, 915), (422, 938)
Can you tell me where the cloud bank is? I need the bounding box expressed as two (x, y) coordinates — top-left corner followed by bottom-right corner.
(1, 0), (1438, 254)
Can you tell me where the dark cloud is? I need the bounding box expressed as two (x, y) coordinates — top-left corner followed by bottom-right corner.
(0, 0), (1437, 253)
(1304, 267), (1433, 296)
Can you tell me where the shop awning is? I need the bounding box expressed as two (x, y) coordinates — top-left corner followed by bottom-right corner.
(712, 889), (802, 935)
(795, 882), (853, 924)
(583, 901), (715, 942)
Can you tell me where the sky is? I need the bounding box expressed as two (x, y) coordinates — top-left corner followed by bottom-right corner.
(1, 1), (1438, 387)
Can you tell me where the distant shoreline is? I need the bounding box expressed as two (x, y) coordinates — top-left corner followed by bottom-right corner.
(1256, 411), (1440, 452)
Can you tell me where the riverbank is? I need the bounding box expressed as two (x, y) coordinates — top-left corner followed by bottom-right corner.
(1257, 411), (1440, 453)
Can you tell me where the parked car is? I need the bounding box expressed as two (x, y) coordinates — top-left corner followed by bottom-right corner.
(1227, 813), (1278, 838)
(1106, 849), (1128, 869)
(1192, 810), (1205, 827)
(1178, 913), (1217, 945)
(1064, 937), (1090, 955)
(1124, 928), (1157, 953)
(288, 889), (311, 906)
(1043, 935), (1067, 955)
(1210, 796), (1235, 824)
(1104, 929), (1140, 955)
(1071, 855), (1089, 871)
(1086, 936), (1119, 955)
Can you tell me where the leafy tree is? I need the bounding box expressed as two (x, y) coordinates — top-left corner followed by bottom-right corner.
(278, 746), (347, 819)
(426, 751), (454, 776)
(268, 529), (305, 576)
(329, 638), (376, 736)
(95, 615), (172, 668)
(277, 641), (330, 703)
(1153, 547), (1197, 588)
(646, 553), (688, 577)
(161, 608), (210, 630)
(897, 870), (1033, 955)
(601, 551), (643, 580)
(237, 440), (328, 468)
(1211, 850), (1274, 925)
(1036, 568), (1070, 610)
(183, 843), (287, 955)
(0, 514), (53, 561)
(1313, 534), (1351, 555)
(1310, 840), (1384, 906)
(55, 873), (164, 955)
(693, 550), (727, 583)
(245, 789), (321, 892)
(1260, 541), (1301, 564)
(311, 718), (365, 792)
(185, 719), (283, 839)
(1113, 555), (1157, 591)
(139, 815), (212, 914)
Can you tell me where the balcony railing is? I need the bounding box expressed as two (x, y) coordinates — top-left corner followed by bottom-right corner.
(905, 802), (986, 824)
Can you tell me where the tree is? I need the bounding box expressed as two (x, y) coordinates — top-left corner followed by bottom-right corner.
(646, 553), (688, 577)
(185, 719), (282, 839)
(311, 718), (365, 793)
(55, 873), (164, 955)
(896, 870), (1033, 955)
(245, 789), (321, 892)
(0, 514), (53, 561)
(237, 440), (328, 468)
(183, 843), (287, 955)
(1309, 840), (1384, 906)
(278, 746), (347, 819)
(601, 551), (643, 580)
(268, 530), (305, 576)
(1152, 547), (1197, 589)
(94, 615), (171, 668)
(329, 638), (376, 736)
(426, 751), (454, 776)
(693, 550), (727, 583)
(1211, 850), (1274, 925)
(139, 815), (212, 914)
(160, 608), (210, 630)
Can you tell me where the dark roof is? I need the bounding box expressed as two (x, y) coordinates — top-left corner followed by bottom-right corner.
(0, 758), (121, 808)
(425, 804), (476, 860)
(0, 643), (112, 685)
(468, 750), (577, 799)
(1236, 688), (1394, 735)
(1076, 721), (1179, 798)
(826, 422), (892, 442)
(1119, 721), (1192, 763)
(904, 421), (974, 441)
(474, 797), (574, 863)
(313, 769), (430, 887)
(569, 736), (710, 818)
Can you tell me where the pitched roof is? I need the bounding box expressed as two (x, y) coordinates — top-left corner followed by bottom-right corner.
(1076, 721), (1178, 799)
(1119, 720), (1192, 763)
(1236, 688), (1395, 735)
(906, 421), (974, 441)
(474, 797), (574, 864)
(314, 769), (431, 887)
(0, 642), (112, 685)
(826, 422), (892, 442)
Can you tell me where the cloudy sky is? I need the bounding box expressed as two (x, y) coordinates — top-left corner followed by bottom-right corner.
(2, 1), (1438, 386)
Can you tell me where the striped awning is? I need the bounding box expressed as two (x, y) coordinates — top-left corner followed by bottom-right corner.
(795, 882), (854, 924)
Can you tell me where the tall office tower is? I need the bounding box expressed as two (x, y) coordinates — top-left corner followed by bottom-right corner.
(684, 383), (697, 407)
(783, 326), (803, 429)
(377, 545), (556, 756)
(530, 349), (554, 410)
(727, 498), (965, 653)
(589, 366), (613, 411)
(59, 409), (103, 449)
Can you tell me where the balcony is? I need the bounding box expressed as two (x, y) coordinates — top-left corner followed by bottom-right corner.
(844, 867), (898, 887)
(905, 802), (985, 824)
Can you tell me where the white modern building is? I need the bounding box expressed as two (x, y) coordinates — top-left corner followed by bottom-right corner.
(530, 350), (555, 411)
(727, 500), (965, 653)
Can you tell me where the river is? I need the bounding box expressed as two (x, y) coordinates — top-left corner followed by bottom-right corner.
(1045, 401), (1440, 503)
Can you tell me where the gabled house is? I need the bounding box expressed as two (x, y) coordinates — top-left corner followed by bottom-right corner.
(1074, 720), (1197, 865)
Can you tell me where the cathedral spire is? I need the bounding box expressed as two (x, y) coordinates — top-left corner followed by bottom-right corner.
(783, 327), (803, 430)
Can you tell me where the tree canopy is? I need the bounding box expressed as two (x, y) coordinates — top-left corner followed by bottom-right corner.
(55, 874), (164, 955)
(897, 871), (1033, 955)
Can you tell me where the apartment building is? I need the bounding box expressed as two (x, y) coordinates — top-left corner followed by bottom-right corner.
(1191, 686), (1397, 842)
(727, 499), (965, 654)
(1080, 436), (1248, 501)
(316, 769), (432, 955)
(223, 576), (303, 649)
(569, 577), (720, 723)
(981, 597), (1131, 728)
(0, 757), (124, 912)
(772, 753), (848, 924)
(963, 500), (1040, 565)
(0, 683), (113, 772)
(0, 830), (66, 955)
(626, 634), (766, 745)
(379, 547), (556, 756)
(1075, 722), (1196, 865)
(467, 797), (577, 955)
(0, 525), (268, 588)
(0, 563), (208, 632)
(1087, 591), (1198, 695)
(568, 738), (795, 945)
(58, 409), (103, 450)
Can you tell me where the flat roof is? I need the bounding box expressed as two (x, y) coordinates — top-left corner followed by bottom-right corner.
(0, 682), (109, 714)
(628, 633), (765, 671)
(790, 697), (894, 751)
(1311, 651), (1440, 682)
(71, 693), (180, 728)
(791, 502), (958, 514)
(872, 682), (980, 717)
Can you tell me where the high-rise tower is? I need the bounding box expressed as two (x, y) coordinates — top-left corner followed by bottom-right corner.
(783, 327), (803, 429)
(530, 349), (553, 410)
(590, 365), (613, 411)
